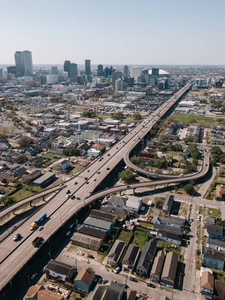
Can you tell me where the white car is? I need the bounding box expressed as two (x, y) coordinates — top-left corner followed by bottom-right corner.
(30, 273), (37, 280)
(65, 231), (71, 236)
(114, 267), (120, 274)
(38, 226), (43, 231)
(77, 250), (84, 256)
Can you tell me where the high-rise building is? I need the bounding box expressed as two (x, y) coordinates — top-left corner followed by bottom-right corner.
(15, 51), (25, 77)
(22, 50), (33, 76)
(112, 71), (122, 88)
(115, 78), (122, 92)
(85, 59), (91, 76)
(97, 64), (104, 76)
(130, 67), (141, 83)
(7, 66), (16, 75)
(70, 63), (78, 79)
(51, 66), (58, 75)
(64, 60), (71, 78)
(0, 69), (3, 78)
(151, 68), (159, 77)
(123, 65), (129, 77)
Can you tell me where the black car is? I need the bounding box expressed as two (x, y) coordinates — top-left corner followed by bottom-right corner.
(147, 283), (156, 288)
(129, 277), (138, 282)
(66, 190), (71, 194)
(107, 167), (110, 170)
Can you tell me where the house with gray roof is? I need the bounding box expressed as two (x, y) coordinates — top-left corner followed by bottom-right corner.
(90, 209), (117, 224)
(107, 240), (126, 267)
(153, 216), (185, 228)
(157, 231), (182, 245)
(83, 217), (113, 233)
(150, 250), (165, 283)
(207, 238), (225, 253)
(160, 252), (178, 288)
(104, 282), (125, 300)
(108, 194), (142, 212)
(206, 224), (225, 241)
(153, 223), (183, 236)
(77, 225), (107, 241)
(122, 244), (140, 271)
(202, 246), (225, 270)
(163, 195), (174, 215)
(136, 239), (157, 276)
(101, 204), (129, 219)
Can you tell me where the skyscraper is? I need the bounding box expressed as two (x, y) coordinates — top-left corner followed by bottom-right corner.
(15, 51), (25, 77)
(130, 67), (141, 83)
(70, 63), (78, 80)
(51, 66), (58, 75)
(23, 50), (33, 76)
(97, 64), (104, 76)
(85, 59), (91, 76)
(115, 78), (122, 92)
(0, 69), (3, 78)
(112, 71), (122, 88)
(64, 60), (71, 77)
(123, 65), (129, 77)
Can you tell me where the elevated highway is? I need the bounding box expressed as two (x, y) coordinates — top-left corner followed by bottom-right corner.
(1, 82), (208, 292)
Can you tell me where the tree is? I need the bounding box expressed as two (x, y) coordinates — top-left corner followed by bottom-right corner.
(118, 167), (136, 183)
(1, 195), (15, 207)
(111, 112), (124, 120)
(63, 147), (80, 157)
(183, 137), (192, 144)
(211, 146), (223, 156)
(81, 111), (96, 118)
(133, 113), (142, 121)
(184, 184), (195, 195)
(19, 136), (33, 147)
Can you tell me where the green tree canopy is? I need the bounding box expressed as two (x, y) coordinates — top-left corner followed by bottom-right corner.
(133, 113), (142, 121)
(19, 136), (33, 147)
(63, 147), (80, 157)
(184, 184), (195, 195)
(118, 167), (136, 183)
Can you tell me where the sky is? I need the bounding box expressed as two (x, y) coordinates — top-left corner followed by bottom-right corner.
(1, 0), (225, 65)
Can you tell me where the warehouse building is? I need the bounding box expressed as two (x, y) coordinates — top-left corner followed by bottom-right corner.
(71, 232), (103, 251)
(83, 217), (113, 233)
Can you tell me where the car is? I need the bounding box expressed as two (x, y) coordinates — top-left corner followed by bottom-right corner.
(103, 279), (108, 284)
(107, 153), (110, 156)
(86, 181), (89, 184)
(196, 210), (199, 215)
(129, 277), (138, 282)
(180, 174), (184, 177)
(93, 178), (96, 181)
(71, 195), (75, 199)
(197, 216), (201, 221)
(147, 283), (156, 288)
(116, 147), (118, 149)
(114, 267), (120, 274)
(38, 226), (43, 231)
(30, 273), (37, 280)
(13, 233), (21, 241)
(84, 177), (88, 180)
(107, 167), (110, 170)
(69, 224), (75, 229)
(66, 194), (70, 198)
(97, 171), (100, 174)
(77, 250), (84, 255)
(66, 190), (71, 194)
(60, 183), (64, 187)
(65, 231), (71, 236)
(87, 254), (94, 259)
(74, 181), (78, 185)
(87, 169), (90, 172)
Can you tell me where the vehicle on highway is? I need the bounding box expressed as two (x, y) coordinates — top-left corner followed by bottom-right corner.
(65, 231), (71, 236)
(87, 170), (90, 172)
(147, 283), (156, 288)
(114, 267), (120, 274)
(30, 273), (37, 280)
(107, 153), (110, 156)
(30, 213), (47, 230)
(97, 171), (100, 174)
(32, 236), (43, 247)
(60, 183), (64, 187)
(129, 277), (138, 282)
(86, 181), (89, 184)
(107, 167), (110, 170)
(93, 178), (96, 181)
(71, 195), (75, 199)
(66, 190), (71, 194)
(180, 174), (184, 177)
(13, 233), (21, 241)
(84, 177), (88, 180)
(74, 182), (78, 185)
(38, 226), (43, 231)
(69, 223), (75, 229)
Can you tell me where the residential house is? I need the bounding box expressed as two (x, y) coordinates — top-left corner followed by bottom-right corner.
(160, 252), (178, 288)
(23, 285), (63, 300)
(0, 142), (11, 150)
(83, 217), (113, 233)
(108, 194), (142, 213)
(162, 195), (174, 215)
(153, 223), (183, 236)
(27, 157), (43, 167)
(202, 246), (225, 271)
(204, 216), (216, 228)
(74, 268), (95, 294)
(77, 225), (107, 241)
(136, 239), (157, 276)
(107, 240), (126, 267)
(206, 224), (225, 241)
(157, 231), (182, 246)
(207, 238), (225, 253)
(104, 282), (125, 300)
(216, 185), (225, 201)
(9, 166), (27, 178)
(25, 146), (39, 157)
(71, 232), (103, 251)
(214, 280), (225, 300)
(57, 160), (70, 171)
(150, 250), (165, 283)
(200, 269), (214, 300)
(89, 209), (117, 224)
(122, 244), (140, 271)
(45, 259), (75, 282)
(126, 289), (137, 300)
(153, 216), (185, 228)
(22, 170), (42, 182)
(101, 204), (129, 219)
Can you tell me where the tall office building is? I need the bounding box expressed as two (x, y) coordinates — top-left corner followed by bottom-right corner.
(112, 71), (122, 88)
(97, 64), (104, 76)
(152, 68), (159, 77)
(130, 67), (141, 83)
(23, 50), (33, 76)
(15, 51), (25, 77)
(0, 69), (3, 78)
(115, 78), (122, 92)
(51, 66), (58, 75)
(70, 63), (78, 79)
(14, 50), (33, 77)
(64, 60), (71, 77)
(85, 59), (91, 76)
(123, 65), (129, 77)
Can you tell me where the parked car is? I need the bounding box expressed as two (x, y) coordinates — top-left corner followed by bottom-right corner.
(129, 277), (138, 282)
(147, 283), (156, 288)
(87, 254), (94, 259)
(77, 250), (84, 256)
(30, 273), (37, 280)
(114, 267), (120, 274)
(65, 231), (71, 236)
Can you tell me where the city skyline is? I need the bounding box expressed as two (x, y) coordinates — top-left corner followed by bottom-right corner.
(1, 0), (225, 65)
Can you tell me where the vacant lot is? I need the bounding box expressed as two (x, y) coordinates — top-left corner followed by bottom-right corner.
(132, 230), (149, 250)
(173, 113), (214, 124)
(118, 230), (132, 245)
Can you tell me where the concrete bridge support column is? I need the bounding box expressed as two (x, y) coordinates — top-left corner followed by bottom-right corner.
(133, 188), (136, 194)
(30, 201), (33, 207)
